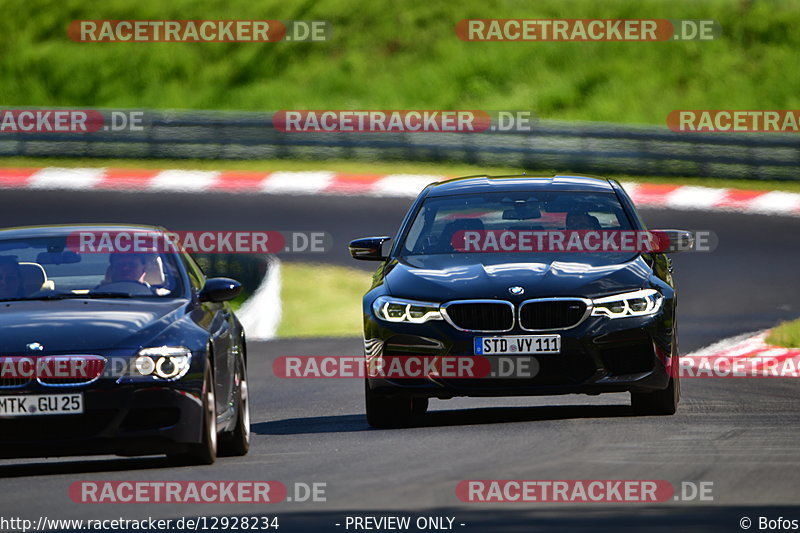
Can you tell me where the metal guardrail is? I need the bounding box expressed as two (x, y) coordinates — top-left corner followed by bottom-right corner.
(1, 109), (798, 180)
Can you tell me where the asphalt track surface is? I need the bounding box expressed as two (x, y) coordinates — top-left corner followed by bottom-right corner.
(0, 189), (799, 532)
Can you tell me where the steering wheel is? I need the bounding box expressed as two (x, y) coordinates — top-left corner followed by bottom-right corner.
(94, 281), (153, 295)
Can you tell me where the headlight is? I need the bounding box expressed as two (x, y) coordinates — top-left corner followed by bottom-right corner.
(133, 346), (192, 380)
(591, 289), (663, 319)
(372, 296), (443, 323)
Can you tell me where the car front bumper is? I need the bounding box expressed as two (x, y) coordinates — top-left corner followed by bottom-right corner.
(364, 307), (677, 399)
(0, 376), (205, 459)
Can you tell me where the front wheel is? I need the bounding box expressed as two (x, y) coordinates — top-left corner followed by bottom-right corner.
(631, 376), (679, 416)
(219, 365), (250, 457)
(169, 366), (218, 464)
(365, 379), (413, 428)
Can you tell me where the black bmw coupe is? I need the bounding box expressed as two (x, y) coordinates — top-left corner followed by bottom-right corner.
(351, 175), (691, 428)
(0, 224), (249, 464)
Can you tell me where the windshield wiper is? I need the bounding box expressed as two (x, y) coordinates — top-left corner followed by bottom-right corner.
(74, 292), (139, 299)
(11, 292), (137, 301)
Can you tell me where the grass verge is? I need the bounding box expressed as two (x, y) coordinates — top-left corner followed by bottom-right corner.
(766, 319), (800, 349)
(278, 261), (371, 338)
(3, 0), (799, 125)
(3, 156), (800, 193)
(228, 290), (249, 313)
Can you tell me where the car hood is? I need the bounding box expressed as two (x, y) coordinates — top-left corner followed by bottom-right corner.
(384, 253), (652, 301)
(0, 298), (189, 353)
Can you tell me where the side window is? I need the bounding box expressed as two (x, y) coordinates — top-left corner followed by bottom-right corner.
(587, 210), (624, 229)
(180, 253), (205, 290)
(404, 205), (428, 252)
(611, 181), (647, 230)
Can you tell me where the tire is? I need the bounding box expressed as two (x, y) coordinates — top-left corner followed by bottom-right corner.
(631, 375), (679, 416)
(365, 379), (413, 428)
(219, 364), (250, 457)
(169, 366), (218, 465)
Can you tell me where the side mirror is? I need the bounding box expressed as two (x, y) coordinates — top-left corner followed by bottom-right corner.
(349, 236), (391, 261)
(199, 277), (242, 302)
(652, 229), (695, 253)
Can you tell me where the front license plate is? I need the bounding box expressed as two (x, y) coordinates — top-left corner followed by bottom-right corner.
(0, 393), (84, 416)
(475, 335), (561, 355)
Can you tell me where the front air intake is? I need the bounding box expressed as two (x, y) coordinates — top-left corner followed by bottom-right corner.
(442, 301), (514, 332)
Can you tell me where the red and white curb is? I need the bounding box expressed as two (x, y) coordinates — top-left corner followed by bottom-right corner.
(2, 167), (800, 216)
(623, 183), (800, 217)
(682, 330), (800, 377)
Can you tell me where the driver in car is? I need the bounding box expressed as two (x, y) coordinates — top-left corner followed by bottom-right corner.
(565, 210), (602, 230)
(107, 253), (148, 284)
(94, 252), (155, 294)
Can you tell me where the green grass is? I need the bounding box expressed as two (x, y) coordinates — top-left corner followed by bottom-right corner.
(2, 0), (800, 125)
(277, 262), (371, 337)
(228, 290), (249, 312)
(4, 156), (800, 192)
(766, 319), (800, 349)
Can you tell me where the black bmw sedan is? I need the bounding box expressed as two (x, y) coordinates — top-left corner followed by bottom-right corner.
(0, 224), (249, 464)
(350, 175), (690, 428)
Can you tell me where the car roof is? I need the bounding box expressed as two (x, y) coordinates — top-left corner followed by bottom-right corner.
(425, 174), (615, 197)
(0, 224), (166, 240)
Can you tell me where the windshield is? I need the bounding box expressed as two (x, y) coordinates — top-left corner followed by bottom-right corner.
(0, 235), (185, 301)
(400, 191), (633, 257)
